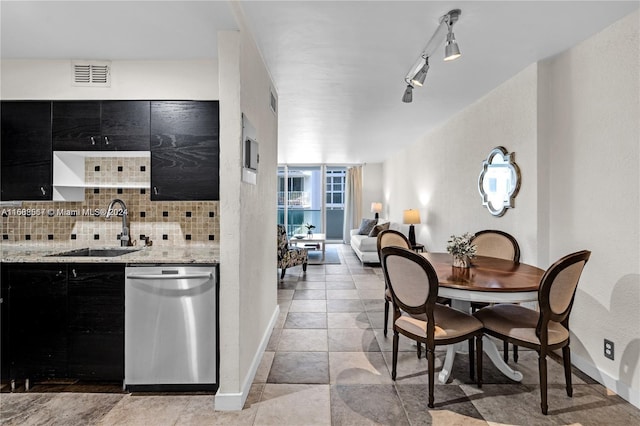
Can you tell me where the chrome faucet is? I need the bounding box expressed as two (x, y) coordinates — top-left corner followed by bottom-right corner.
(106, 198), (132, 247)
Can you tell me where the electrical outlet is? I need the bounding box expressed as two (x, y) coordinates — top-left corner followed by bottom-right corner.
(604, 339), (614, 360)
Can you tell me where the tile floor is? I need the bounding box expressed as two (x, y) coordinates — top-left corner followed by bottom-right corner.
(2, 244), (640, 425)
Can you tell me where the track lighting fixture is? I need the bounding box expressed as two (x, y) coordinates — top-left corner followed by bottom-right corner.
(402, 9), (462, 103)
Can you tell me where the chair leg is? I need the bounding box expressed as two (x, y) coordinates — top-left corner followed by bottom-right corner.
(417, 342), (421, 359)
(384, 299), (389, 337)
(468, 338), (475, 382)
(303, 262), (307, 272)
(513, 345), (519, 363)
(391, 331), (399, 381)
(427, 348), (435, 408)
(503, 341), (509, 363)
(476, 335), (483, 388)
(280, 268), (286, 279)
(563, 346), (573, 397)
(538, 354), (548, 415)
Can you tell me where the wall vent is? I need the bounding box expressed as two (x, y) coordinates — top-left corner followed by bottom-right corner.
(269, 89), (277, 114)
(71, 60), (111, 87)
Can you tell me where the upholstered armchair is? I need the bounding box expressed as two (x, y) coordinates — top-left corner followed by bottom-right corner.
(277, 224), (308, 279)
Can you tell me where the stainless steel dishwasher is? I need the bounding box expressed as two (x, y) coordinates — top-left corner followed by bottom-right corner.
(124, 264), (218, 391)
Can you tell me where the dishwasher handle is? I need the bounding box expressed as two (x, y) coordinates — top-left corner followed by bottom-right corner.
(126, 273), (213, 280)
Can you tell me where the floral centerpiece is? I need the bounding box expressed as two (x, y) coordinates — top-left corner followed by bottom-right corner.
(446, 232), (477, 268)
(305, 223), (316, 236)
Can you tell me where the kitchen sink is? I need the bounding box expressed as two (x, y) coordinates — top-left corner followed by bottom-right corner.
(48, 247), (141, 257)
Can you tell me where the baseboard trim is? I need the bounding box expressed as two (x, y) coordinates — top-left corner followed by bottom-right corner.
(214, 304), (280, 411)
(572, 352), (639, 409)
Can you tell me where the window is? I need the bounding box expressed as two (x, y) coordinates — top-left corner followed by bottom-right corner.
(326, 169), (345, 209)
(279, 165), (347, 240)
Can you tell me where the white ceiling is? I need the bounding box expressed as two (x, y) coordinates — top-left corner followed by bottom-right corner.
(2, 1), (638, 164)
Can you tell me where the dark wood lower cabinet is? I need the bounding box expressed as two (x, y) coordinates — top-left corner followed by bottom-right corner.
(0, 267), (8, 380)
(1, 263), (125, 383)
(67, 264), (124, 380)
(7, 264), (68, 380)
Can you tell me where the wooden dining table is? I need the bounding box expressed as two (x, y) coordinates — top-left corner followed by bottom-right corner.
(420, 252), (545, 384)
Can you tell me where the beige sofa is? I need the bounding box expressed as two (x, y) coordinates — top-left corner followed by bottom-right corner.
(350, 221), (403, 263)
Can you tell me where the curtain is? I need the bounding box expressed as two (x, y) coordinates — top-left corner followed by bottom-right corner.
(343, 165), (362, 243)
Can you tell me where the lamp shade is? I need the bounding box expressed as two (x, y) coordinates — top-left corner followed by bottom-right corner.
(403, 209), (421, 225)
(370, 202), (382, 213)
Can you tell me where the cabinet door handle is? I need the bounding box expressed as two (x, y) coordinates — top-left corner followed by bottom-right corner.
(55, 270), (64, 277)
(40, 186), (46, 195)
(72, 268), (77, 278)
(91, 136), (96, 145)
(104, 136), (110, 145)
(153, 186), (158, 195)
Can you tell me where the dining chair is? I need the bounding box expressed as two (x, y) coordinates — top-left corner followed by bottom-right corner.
(376, 229), (412, 338)
(381, 246), (483, 408)
(474, 250), (591, 415)
(471, 229), (521, 362)
(277, 224), (308, 279)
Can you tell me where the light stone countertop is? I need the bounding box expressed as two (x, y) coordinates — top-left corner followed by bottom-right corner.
(1, 242), (219, 264)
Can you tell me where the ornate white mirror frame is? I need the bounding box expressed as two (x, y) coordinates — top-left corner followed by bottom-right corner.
(478, 146), (521, 217)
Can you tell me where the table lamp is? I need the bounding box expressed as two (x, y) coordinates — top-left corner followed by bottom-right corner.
(402, 209), (421, 246)
(370, 202), (382, 219)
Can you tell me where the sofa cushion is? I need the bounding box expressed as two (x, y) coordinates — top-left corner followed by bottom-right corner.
(368, 221), (390, 237)
(357, 218), (377, 235)
(357, 235), (378, 252)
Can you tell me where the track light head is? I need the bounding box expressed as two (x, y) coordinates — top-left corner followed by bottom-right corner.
(444, 31), (461, 61)
(444, 10), (461, 61)
(402, 84), (413, 103)
(410, 57), (429, 87)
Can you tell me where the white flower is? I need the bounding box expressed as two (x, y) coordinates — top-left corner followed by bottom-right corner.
(446, 233), (477, 258)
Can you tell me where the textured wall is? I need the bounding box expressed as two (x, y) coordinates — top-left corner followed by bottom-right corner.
(1, 59), (218, 100)
(542, 10), (639, 402)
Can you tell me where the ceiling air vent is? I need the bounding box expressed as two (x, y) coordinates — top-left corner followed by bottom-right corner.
(71, 60), (111, 87)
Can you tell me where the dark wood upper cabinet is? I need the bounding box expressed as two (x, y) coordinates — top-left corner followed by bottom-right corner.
(101, 101), (150, 151)
(52, 101), (101, 150)
(52, 101), (150, 151)
(0, 101), (53, 201)
(151, 101), (220, 201)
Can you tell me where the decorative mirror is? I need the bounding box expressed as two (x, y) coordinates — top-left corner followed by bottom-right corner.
(478, 146), (521, 217)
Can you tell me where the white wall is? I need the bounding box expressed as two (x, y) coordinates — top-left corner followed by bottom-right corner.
(362, 163), (384, 220)
(217, 30), (243, 407)
(382, 10), (640, 407)
(215, 3), (278, 410)
(238, 12), (278, 404)
(542, 11), (640, 405)
(1, 59), (218, 99)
